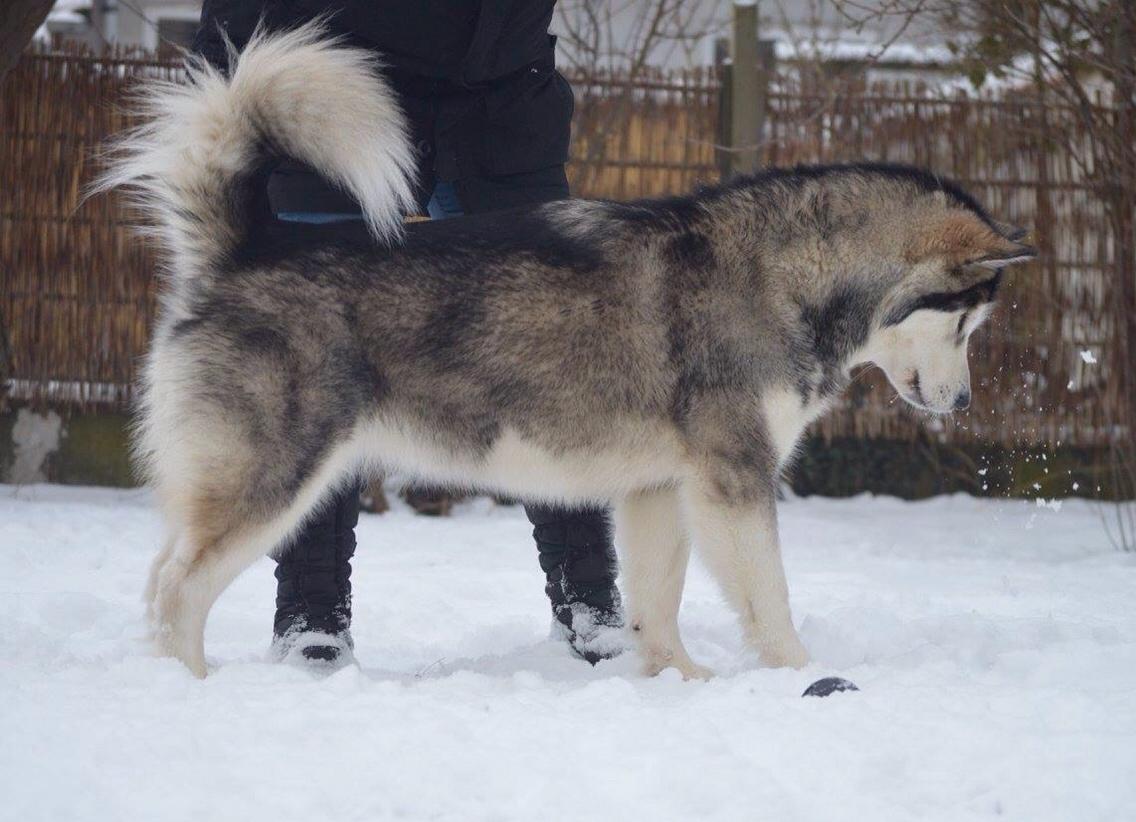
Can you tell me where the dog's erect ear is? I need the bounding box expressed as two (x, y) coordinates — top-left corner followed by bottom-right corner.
(972, 218), (1036, 268)
(968, 241), (1038, 269)
(907, 211), (1037, 269)
(991, 219), (1029, 242)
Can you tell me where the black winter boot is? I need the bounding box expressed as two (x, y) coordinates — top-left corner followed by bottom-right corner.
(526, 504), (625, 664)
(270, 483), (359, 668)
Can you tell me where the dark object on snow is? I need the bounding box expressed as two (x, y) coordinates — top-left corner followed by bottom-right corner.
(529, 505), (624, 664)
(401, 486), (465, 517)
(802, 677), (860, 698)
(272, 483), (360, 665)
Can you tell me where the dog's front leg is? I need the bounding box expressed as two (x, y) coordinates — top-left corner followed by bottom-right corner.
(615, 488), (711, 680)
(681, 474), (809, 669)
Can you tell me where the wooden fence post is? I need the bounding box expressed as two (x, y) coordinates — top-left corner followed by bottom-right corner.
(0, 306), (11, 401)
(729, 2), (763, 176)
(716, 58), (733, 179)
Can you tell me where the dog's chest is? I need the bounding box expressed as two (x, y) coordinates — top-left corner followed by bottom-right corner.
(761, 387), (831, 466)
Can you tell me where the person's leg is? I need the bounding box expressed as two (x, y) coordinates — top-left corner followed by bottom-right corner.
(439, 170), (626, 662)
(452, 167), (574, 213)
(526, 504), (624, 663)
(426, 181), (465, 220)
(271, 481), (360, 664)
(268, 209), (363, 666)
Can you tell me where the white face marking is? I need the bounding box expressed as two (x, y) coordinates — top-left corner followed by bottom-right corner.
(859, 302), (995, 414)
(961, 302), (995, 337)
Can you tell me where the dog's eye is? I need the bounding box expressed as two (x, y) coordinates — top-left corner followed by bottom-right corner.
(886, 277), (1000, 328)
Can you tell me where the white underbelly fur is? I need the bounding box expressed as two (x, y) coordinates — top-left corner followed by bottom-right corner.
(351, 386), (824, 504)
(356, 415), (686, 504)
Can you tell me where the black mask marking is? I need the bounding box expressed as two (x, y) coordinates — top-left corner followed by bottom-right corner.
(883, 270), (1003, 327)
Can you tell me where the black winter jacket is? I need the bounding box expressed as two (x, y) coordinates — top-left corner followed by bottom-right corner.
(192, 0), (573, 212)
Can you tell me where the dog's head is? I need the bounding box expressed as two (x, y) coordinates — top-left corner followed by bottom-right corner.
(857, 187), (1036, 414)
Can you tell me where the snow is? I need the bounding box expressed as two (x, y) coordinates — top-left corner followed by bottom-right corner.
(770, 35), (956, 67)
(2, 484), (1134, 821)
(36, 0), (90, 37)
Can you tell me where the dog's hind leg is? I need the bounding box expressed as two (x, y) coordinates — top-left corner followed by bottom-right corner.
(144, 532), (177, 622)
(148, 503), (281, 678)
(615, 488), (711, 680)
(149, 465), (355, 677)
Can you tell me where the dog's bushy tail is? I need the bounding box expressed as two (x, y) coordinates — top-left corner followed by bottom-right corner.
(95, 23), (416, 278)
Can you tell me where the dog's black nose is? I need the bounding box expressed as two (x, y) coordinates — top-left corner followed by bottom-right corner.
(953, 390), (971, 411)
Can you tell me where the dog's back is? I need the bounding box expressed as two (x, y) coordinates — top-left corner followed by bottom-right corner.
(164, 201), (693, 499)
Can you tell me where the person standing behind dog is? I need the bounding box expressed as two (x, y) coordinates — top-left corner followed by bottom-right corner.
(191, 1), (624, 667)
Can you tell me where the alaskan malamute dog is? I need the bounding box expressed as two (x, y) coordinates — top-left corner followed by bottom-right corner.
(101, 26), (1035, 678)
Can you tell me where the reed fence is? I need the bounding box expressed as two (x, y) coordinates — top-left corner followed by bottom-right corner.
(2, 48), (1132, 450)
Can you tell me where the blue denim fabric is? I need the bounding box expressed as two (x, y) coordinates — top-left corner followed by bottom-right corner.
(277, 212), (365, 224)
(280, 182), (463, 224)
(426, 181), (465, 220)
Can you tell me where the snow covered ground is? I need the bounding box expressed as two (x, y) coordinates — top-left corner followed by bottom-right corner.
(2, 484), (1134, 822)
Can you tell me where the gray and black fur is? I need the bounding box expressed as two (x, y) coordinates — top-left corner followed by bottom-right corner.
(101, 26), (1037, 678)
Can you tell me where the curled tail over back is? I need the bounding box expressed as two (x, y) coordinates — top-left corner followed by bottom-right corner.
(97, 24), (417, 277)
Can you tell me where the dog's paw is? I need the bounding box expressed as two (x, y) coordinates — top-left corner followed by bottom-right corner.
(642, 652), (715, 681)
(760, 637), (810, 670)
(678, 661), (715, 681)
